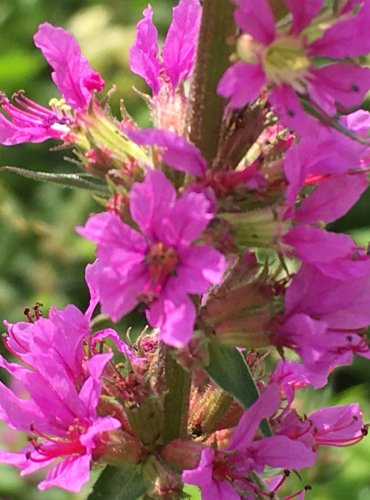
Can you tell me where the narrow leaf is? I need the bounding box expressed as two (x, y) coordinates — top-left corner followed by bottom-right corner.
(88, 464), (147, 500)
(0, 166), (109, 195)
(205, 342), (272, 436)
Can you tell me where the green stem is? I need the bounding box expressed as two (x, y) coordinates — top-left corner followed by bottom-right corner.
(187, 0), (235, 164)
(162, 350), (191, 445)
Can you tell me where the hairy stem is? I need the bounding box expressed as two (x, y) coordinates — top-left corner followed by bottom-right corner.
(187, 0), (235, 164)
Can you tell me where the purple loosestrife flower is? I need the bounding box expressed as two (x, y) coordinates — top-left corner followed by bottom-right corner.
(0, 308), (121, 492)
(0, 22), (104, 145)
(129, 0), (201, 134)
(218, 0), (370, 132)
(272, 262), (370, 387)
(182, 384), (316, 499)
(77, 169), (226, 347)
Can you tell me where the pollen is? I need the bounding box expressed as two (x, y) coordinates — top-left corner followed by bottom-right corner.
(263, 36), (310, 92)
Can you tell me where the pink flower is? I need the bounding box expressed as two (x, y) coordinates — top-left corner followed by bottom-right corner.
(77, 170), (226, 347)
(218, 0), (370, 131)
(273, 263), (370, 387)
(182, 385), (316, 498)
(130, 0), (201, 94)
(0, 307), (121, 492)
(0, 22), (104, 145)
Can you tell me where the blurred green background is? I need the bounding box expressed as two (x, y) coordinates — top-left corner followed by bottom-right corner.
(0, 0), (369, 498)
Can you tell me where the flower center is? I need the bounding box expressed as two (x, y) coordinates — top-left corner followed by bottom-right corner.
(263, 36), (310, 92)
(143, 242), (178, 300)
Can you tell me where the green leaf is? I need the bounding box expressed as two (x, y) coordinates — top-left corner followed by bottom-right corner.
(0, 166), (110, 195)
(88, 464), (147, 500)
(205, 342), (272, 436)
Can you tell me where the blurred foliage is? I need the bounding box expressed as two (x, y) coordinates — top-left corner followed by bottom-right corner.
(0, 0), (370, 499)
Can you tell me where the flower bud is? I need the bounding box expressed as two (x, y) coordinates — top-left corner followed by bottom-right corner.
(94, 429), (147, 465)
(143, 455), (184, 499)
(160, 439), (204, 471)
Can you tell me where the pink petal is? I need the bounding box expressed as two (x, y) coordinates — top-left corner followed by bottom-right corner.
(34, 23), (104, 110)
(218, 62), (266, 108)
(130, 170), (177, 238)
(284, 226), (354, 263)
(147, 285), (196, 347)
(38, 455), (91, 492)
(129, 5), (161, 94)
(309, 64), (370, 114)
(126, 128), (207, 176)
(250, 435), (316, 469)
(310, 3), (370, 58)
(295, 174), (368, 224)
(80, 416), (121, 452)
(228, 384), (281, 451)
(177, 246), (226, 293)
(156, 190), (213, 246)
(234, 0), (275, 44)
(269, 85), (312, 134)
(182, 447), (214, 487)
(162, 0), (201, 87)
(285, 0), (324, 34)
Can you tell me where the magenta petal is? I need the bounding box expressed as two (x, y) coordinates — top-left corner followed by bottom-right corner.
(295, 174), (368, 224)
(80, 416), (121, 451)
(309, 64), (370, 113)
(87, 259), (147, 322)
(234, 0), (275, 44)
(310, 3), (370, 58)
(250, 435), (316, 469)
(182, 447), (214, 487)
(126, 128), (207, 176)
(228, 384), (281, 451)
(177, 246), (226, 293)
(284, 226), (354, 263)
(162, 0), (201, 87)
(218, 62), (265, 108)
(147, 285), (196, 347)
(157, 190), (213, 246)
(285, 0), (323, 34)
(38, 455), (91, 492)
(34, 23), (104, 110)
(269, 85), (312, 134)
(129, 5), (161, 94)
(130, 169), (177, 237)
(77, 212), (147, 264)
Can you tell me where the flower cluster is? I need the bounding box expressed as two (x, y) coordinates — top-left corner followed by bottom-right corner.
(0, 0), (370, 498)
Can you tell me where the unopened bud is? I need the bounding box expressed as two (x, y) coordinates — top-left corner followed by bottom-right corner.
(143, 455), (184, 499)
(160, 439), (204, 470)
(94, 429), (146, 465)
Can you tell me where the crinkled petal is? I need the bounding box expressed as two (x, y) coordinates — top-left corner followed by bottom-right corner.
(177, 246), (226, 293)
(129, 5), (161, 94)
(38, 454), (91, 492)
(310, 3), (370, 58)
(234, 0), (275, 44)
(294, 174), (368, 224)
(269, 85), (311, 134)
(130, 169), (177, 237)
(162, 0), (201, 87)
(77, 212), (147, 266)
(283, 226), (354, 263)
(285, 0), (324, 34)
(218, 62), (265, 108)
(228, 384), (281, 451)
(182, 447), (215, 487)
(157, 190), (213, 246)
(85, 259), (147, 322)
(147, 284), (196, 347)
(126, 128), (207, 176)
(308, 64), (370, 114)
(0, 113), (61, 145)
(34, 23), (104, 110)
(80, 416), (121, 452)
(249, 435), (316, 469)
